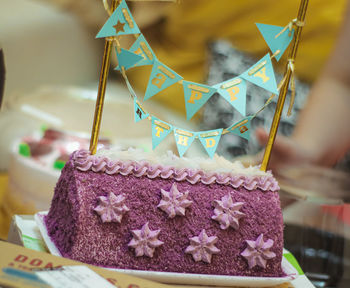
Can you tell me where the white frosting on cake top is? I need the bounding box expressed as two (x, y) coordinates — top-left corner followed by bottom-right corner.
(95, 147), (269, 176)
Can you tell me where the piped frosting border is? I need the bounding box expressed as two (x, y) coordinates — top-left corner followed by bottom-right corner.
(72, 150), (279, 192)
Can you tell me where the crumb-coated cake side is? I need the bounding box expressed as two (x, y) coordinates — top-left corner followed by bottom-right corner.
(45, 149), (284, 277)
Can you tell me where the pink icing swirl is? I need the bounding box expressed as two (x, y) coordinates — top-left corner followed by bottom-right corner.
(185, 229), (220, 263)
(128, 222), (164, 258)
(157, 183), (192, 218)
(240, 234), (276, 269)
(72, 150), (279, 192)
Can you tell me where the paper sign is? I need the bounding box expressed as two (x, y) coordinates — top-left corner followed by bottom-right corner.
(183, 81), (217, 120)
(227, 116), (253, 140)
(198, 129), (223, 158)
(134, 98), (149, 123)
(144, 60), (183, 100)
(0, 241), (172, 288)
(114, 48), (143, 71)
(174, 128), (196, 157)
(36, 266), (115, 288)
(240, 54), (278, 95)
(256, 23), (294, 62)
(151, 117), (173, 149)
(214, 77), (247, 116)
(96, 0), (140, 38)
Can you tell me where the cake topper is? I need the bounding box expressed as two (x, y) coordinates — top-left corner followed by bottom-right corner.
(89, 0), (309, 169)
(260, 0), (308, 171)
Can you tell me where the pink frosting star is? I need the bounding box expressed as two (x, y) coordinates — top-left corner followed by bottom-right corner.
(185, 229), (220, 263)
(94, 192), (129, 223)
(157, 183), (192, 218)
(212, 194), (245, 230)
(128, 222), (164, 258)
(240, 234), (276, 269)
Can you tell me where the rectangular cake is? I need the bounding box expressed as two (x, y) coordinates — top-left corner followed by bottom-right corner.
(45, 148), (284, 277)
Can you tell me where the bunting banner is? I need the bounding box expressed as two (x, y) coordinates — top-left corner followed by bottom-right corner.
(96, 0), (140, 38)
(198, 129), (223, 158)
(115, 48), (143, 71)
(144, 60), (183, 100)
(95, 1), (297, 158)
(227, 116), (253, 141)
(256, 23), (294, 62)
(151, 117), (173, 149)
(240, 54), (279, 95)
(134, 98), (149, 123)
(183, 81), (217, 120)
(174, 128), (196, 157)
(214, 77), (247, 117)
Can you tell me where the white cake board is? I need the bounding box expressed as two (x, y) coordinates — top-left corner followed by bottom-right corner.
(35, 211), (301, 287)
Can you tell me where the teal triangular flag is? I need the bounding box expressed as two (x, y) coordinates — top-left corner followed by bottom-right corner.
(240, 54), (278, 95)
(151, 117), (173, 150)
(256, 23), (294, 62)
(116, 35), (156, 71)
(115, 48), (143, 71)
(134, 98), (149, 123)
(213, 77), (247, 117)
(174, 128), (196, 157)
(227, 116), (253, 140)
(183, 81), (216, 120)
(129, 34), (156, 67)
(96, 0), (140, 38)
(198, 129), (223, 158)
(144, 60), (183, 101)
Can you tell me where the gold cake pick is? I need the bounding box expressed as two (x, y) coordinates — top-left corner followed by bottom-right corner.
(89, 0), (120, 155)
(260, 0), (309, 171)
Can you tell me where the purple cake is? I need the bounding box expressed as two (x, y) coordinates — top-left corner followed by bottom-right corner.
(45, 148), (284, 277)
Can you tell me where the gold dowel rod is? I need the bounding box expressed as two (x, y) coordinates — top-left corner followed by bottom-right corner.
(260, 0), (309, 171)
(89, 0), (119, 155)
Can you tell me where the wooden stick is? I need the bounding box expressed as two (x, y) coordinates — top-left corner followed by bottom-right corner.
(260, 0), (309, 171)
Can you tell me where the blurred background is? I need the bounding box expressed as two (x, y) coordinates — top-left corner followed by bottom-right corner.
(1, 0), (349, 287)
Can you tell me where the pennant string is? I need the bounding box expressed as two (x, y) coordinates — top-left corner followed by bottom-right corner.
(274, 18), (304, 39)
(106, 36), (115, 42)
(267, 58), (296, 117)
(270, 49), (281, 60)
(251, 74), (286, 119)
(103, 0), (113, 16)
(114, 37), (127, 79)
(114, 36), (122, 53)
(274, 22), (292, 39)
(252, 93), (276, 118)
(287, 59), (296, 116)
